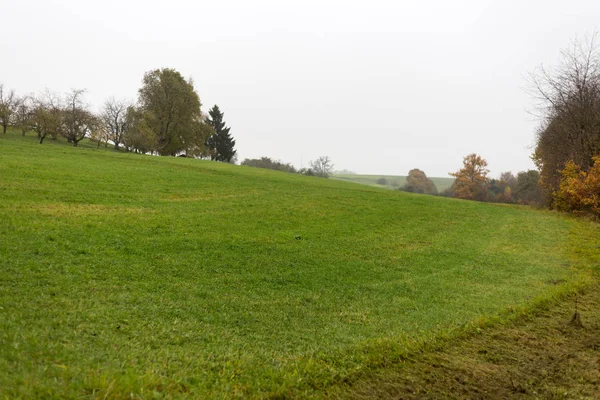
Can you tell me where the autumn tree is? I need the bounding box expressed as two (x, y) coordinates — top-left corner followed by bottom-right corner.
(0, 84), (17, 133)
(403, 169), (437, 194)
(205, 105), (236, 162)
(553, 157), (600, 216)
(137, 68), (204, 156)
(101, 97), (130, 149)
(531, 35), (600, 202)
(310, 156), (334, 177)
(449, 153), (490, 201)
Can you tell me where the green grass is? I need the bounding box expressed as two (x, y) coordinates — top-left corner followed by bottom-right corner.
(1, 130), (599, 398)
(331, 174), (454, 192)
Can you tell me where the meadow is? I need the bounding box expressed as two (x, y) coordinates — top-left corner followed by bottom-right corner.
(1, 131), (599, 398)
(331, 173), (454, 192)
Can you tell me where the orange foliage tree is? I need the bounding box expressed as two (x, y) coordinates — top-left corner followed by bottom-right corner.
(554, 156), (600, 216)
(449, 154), (490, 201)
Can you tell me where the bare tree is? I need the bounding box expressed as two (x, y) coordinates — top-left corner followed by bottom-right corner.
(30, 90), (63, 144)
(310, 156), (334, 178)
(14, 95), (33, 135)
(101, 97), (130, 149)
(0, 84), (17, 133)
(61, 89), (97, 147)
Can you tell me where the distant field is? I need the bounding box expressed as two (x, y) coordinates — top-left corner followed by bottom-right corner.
(332, 174), (455, 192)
(1, 130), (599, 398)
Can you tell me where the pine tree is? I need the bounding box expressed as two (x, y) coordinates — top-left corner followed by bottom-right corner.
(205, 105), (236, 162)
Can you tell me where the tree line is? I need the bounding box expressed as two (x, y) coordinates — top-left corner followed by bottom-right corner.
(395, 159), (542, 206)
(530, 35), (600, 217)
(241, 155), (334, 178)
(404, 35), (600, 217)
(0, 68), (236, 161)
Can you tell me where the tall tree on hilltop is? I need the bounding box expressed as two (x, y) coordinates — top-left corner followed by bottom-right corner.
(449, 153), (490, 201)
(138, 68), (205, 156)
(205, 105), (236, 162)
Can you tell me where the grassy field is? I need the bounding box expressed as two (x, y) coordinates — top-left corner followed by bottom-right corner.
(331, 174), (454, 192)
(1, 130), (599, 398)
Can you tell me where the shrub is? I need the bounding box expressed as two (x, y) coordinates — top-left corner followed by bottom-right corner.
(553, 156), (600, 217)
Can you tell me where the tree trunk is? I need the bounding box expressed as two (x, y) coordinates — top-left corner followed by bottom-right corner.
(39, 133), (47, 144)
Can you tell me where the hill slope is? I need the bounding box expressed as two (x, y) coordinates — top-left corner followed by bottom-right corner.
(1, 131), (599, 398)
(331, 174), (454, 191)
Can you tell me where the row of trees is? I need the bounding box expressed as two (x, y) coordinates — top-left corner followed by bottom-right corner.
(530, 36), (600, 217)
(399, 36), (600, 216)
(0, 68), (236, 161)
(444, 154), (542, 205)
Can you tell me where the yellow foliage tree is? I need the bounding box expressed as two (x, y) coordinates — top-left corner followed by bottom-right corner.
(554, 156), (600, 216)
(449, 154), (490, 201)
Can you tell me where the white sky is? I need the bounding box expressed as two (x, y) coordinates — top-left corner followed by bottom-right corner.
(2, 0), (600, 176)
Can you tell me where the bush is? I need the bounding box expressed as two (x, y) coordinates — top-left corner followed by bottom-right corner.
(554, 156), (600, 217)
(376, 178), (388, 185)
(241, 157), (297, 173)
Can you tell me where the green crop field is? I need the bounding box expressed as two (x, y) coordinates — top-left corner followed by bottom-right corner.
(1, 131), (599, 398)
(331, 174), (454, 192)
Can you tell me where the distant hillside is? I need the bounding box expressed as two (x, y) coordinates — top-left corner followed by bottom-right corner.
(331, 173), (455, 192)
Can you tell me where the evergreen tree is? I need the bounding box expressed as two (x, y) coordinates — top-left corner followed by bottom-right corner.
(205, 105), (236, 162)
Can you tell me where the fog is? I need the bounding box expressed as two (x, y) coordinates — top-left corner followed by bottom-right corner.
(2, 0), (600, 176)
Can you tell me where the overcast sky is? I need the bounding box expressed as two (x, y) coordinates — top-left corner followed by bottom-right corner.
(2, 0), (600, 176)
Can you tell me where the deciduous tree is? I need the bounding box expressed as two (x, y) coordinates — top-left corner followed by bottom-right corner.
(13, 95), (32, 135)
(530, 35), (600, 201)
(514, 170), (543, 205)
(310, 156), (334, 178)
(449, 153), (489, 201)
(0, 84), (17, 133)
(403, 169), (437, 194)
(101, 97), (130, 149)
(30, 91), (62, 144)
(553, 157), (600, 216)
(122, 106), (158, 154)
(138, 68), (203, 156)
(61, 89), (97, 147)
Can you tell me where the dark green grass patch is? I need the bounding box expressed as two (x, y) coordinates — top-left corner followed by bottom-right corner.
(1, 130), (599, 398)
